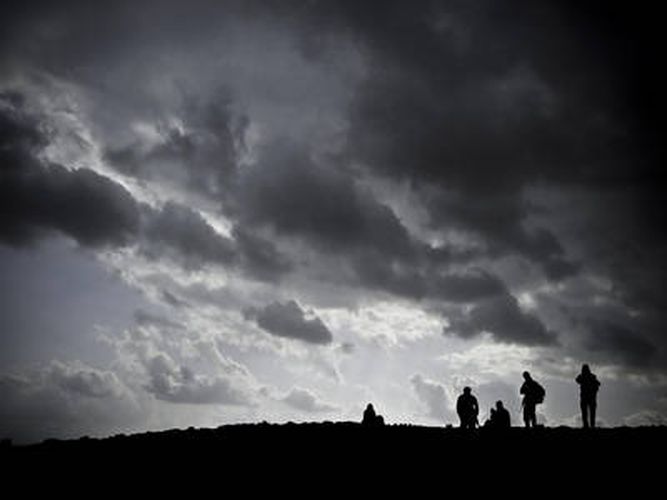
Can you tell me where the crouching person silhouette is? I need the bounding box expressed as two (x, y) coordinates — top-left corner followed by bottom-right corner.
(362, 403), (385, 427)
(456, 387), (479, 429)
(487, 400), (511, 429)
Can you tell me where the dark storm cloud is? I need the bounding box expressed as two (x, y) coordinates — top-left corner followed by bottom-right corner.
(245, 300), (333, 345)
(0, 95), (226, 259)
(235, 139), (514, 303)
(236, 139), (416, 259)
(1, 93), (140, 247)
(1, 1), (244, 73)
(0, 162), (142, 248)
(426, 192), (579, 281)
(0, 91), (45, 163)
(140, 201), (292, 280)
(274, 0), (664, 362)
(583, 320), (657, 368)
(231, 225), (293, 282)
(2, 0), (665, 393)
(351, 257), (506, 304)
(314, 0), (662, 188)
(142, 202), (236, 266)
(0, 92), (291, 281)
(283, 0), (661, 284)
(447, 293), (557, 346)
(105, 88), (246, 199)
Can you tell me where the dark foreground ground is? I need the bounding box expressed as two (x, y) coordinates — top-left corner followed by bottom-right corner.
(2, 423), (665, 491)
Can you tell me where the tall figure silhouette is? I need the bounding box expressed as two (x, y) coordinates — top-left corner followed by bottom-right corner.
(456, 387), (479, 429)
(575, 364), (600, 428)
(519, 371), (545, 428)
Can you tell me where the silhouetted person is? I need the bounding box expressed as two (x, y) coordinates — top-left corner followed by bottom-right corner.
(488, 400), (511, 429)
(576, 364), (600, 428)
(456, 387), (479, 429)
(362, 403), (385, 427)
(520, 371), (545, 428)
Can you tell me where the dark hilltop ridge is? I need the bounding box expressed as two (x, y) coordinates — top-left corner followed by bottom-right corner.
(3, 422), (666, 483)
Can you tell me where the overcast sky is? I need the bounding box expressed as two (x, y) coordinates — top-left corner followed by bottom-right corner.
(1, 0), (666, 443)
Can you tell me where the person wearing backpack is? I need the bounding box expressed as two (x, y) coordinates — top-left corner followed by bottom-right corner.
(575, 364), (601, 428)
(519, 371), (544, 428)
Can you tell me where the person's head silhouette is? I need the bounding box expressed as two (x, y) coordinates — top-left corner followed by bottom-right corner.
(523, 371), (532, 381)
(463, 386), (472, 395)
(496, 400), (504, 410)
(582, 364), (591, 375)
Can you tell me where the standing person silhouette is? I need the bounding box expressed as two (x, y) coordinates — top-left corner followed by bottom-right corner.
(456, 387), (479, 429)
(520, 371), (545, 428)
(575, 364), (600, 428)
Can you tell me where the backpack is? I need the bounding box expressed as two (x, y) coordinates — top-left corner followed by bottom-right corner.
(533, 382), (545, 404)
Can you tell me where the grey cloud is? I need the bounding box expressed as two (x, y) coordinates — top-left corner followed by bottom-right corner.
(0, 360), (139, 444)
(281, 387), (337, 413)
(622, 410), (667, 427)
(339, 342), (355, 355)
(49, 360), (126, 399)
(161, 290), (189, 308)
(231, 225), (293, 282)
(447, 293), (557, 346)
(476, 380), (518, 419)
(142, 202), (236, 267)
(133, 309), (184, 331)
(352, 256), (506, 304)
(410, 374), (452, 422)
(144, 353), (255, 406)
(245, 300), (333, 345)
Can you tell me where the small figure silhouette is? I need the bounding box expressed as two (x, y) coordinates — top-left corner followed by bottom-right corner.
(520, 371), (545, 428)
(575, 364), (600, 428)
(456, 386), (479, 429)
(362, 403), (385, 427)
(487, 400), (511, 429)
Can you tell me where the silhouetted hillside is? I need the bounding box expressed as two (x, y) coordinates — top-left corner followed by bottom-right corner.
(3, 422), (665, 486)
